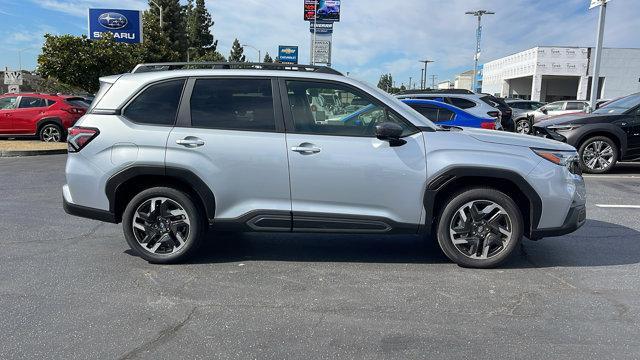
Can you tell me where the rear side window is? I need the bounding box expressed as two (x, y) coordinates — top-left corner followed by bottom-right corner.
(190, 78), (275, 131)
(18, 97), (47, 108)
(565, 102), (586, 111)
(123, 79), (185, 125)
(409, 104), (455, 122)
(448, 97), (476, 109)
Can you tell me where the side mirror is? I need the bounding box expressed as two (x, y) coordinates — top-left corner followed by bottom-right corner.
(540, 108), (548, 114)
(585, 106), (593, 113)
(375, 122), (406, 147)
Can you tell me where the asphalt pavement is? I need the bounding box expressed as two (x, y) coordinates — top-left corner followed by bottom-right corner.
(1, 155), (639, 359)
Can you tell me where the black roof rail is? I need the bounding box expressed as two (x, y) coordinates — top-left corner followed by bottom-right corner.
(130, 62), (343, 76)
(396, 88), (475, 95)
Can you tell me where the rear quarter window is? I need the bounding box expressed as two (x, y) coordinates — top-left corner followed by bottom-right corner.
(448, 97), (476, 109)
(123, 79), (185, 126)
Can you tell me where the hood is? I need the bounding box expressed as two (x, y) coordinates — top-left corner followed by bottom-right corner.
(463, 127), (575, 151)
(536, 112), (624, 127)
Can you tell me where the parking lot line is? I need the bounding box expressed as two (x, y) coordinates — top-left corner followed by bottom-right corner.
(595, 204), (640, 209)
(583, 175), (640, 179)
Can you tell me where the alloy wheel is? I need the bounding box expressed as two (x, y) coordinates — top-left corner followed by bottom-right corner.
(132, 197), (191, 255)
(449, 200), (513, 259)
(42, 126), (61, 142)
(515, 120), (530, 134)
(582, 140), (614, 171)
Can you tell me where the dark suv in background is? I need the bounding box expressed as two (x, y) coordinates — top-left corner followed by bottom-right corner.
(534, 92), (640, 173)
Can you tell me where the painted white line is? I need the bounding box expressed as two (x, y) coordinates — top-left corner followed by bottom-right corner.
(595, 204), (640, 209)
(583, 175), (640, 179)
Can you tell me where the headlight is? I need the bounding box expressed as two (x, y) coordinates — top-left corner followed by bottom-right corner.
(531, 148), (578, 167)
(547, 124), (582, 131)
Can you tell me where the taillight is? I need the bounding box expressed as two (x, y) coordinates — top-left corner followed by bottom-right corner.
(480, 122), (496, 129)
(65, 107), (85, 114)
(67, 127), (99, 152)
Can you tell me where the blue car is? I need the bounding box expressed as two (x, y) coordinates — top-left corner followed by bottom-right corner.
(401, 99), (501, 130)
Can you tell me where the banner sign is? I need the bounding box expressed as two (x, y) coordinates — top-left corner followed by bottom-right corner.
(589, 0), (610, 9)
(88, 8), (143, 43)
(312, 39), (331, 64)
(304, 0), (340, 22)
(278, 45), (299, 64)
(310, 21), (333, 34)
(4, 71), (23, 85)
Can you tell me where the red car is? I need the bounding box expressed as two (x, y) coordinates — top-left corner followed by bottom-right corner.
(0, 93), (89, 142)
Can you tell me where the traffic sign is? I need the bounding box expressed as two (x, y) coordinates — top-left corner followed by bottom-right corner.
(7, 85), (20, 93)
(4, 71), (23, 85)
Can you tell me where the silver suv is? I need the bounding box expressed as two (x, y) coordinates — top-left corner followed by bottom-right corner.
(63, 63), (586, 268)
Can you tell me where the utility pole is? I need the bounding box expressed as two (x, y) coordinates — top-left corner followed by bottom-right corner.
(242, 44), (261, 62)
(429, 74), (438, 89)
(419, 59), (434, 90)
(420, 69), (424, 90)
(465, 10), (494, 93)
(150, 0), (163, 31)
(589, 0), (608, 108)
(409, 76), (412, 90)
(311, 0), (318, 65)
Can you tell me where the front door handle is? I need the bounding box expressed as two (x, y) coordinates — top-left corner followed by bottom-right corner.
(176, 137), (205, 147)
(291, 143), (321, 154)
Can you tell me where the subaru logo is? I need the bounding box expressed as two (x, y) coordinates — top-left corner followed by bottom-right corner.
(98, 12), (128, 30)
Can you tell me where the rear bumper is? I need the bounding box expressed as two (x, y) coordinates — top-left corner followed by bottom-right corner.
(63, 193), (117, 223)
(529, 204), (586, 240)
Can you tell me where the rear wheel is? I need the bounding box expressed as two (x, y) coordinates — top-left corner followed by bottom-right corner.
(515, 118), (532, 134)
(39, 123), (63, 142)
(122, 187), (204, 263)
(436, 187), (523, 268)
(578, 136), (618, 174)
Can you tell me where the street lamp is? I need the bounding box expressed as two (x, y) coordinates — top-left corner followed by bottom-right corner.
(419, 59), (434, 89)
(242, 44), (261, 63)
(589, 0), (608, 108)
(465, 10), (494, 92)
(149, 0), (163, 30)
(18, 47), (37, 72)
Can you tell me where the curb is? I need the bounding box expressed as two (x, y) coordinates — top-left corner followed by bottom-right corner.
(0, 149), (68, 157)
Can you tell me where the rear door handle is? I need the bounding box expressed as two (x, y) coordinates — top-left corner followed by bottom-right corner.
(291, 145), (321, 154)
(176, 137), (205, 147)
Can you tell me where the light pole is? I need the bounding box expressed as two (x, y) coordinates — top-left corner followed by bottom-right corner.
(18, 47), (36, 72)
(419, 59), (434, 89)
(149, 0), (163, 31)
(589, 0), (607, 108)
(242, 44), (261, 63)
(465, 10), (494, 93)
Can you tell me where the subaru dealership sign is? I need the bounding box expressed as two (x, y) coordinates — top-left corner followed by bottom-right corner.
(88, 9), (143, 43)
(278, 46), (299, 64)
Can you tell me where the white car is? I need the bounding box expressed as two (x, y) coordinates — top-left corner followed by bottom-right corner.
(532, 100), (590, 122)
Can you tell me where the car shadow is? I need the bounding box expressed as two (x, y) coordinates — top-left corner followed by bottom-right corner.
(608, 161), (640, 174)
(184, 219), (640, 268)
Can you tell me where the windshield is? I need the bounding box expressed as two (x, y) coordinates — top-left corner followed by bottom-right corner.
(593, 93), (640, 114)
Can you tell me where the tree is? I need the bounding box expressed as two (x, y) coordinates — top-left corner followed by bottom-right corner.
(142, 0), (188, 62)
(185, 0), (217, 58)
(228, 39), (246, 62)
(37, 34), (143, 93)
(193, 50), (226, 62)
(377, 73), (393, 92)
(263, 52), (274, 63)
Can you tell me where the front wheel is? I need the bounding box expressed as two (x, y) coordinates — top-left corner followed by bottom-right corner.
(436, 187), (523, 268)
(515, 118), (532, 134)
(122, 187), (204, 263)
(578, 136), (618, 174)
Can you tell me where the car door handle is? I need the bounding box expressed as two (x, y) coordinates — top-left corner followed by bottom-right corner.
(291, 145), (321, 154)
(176, 137), (205, 147)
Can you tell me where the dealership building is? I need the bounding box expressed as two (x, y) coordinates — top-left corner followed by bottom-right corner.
(481, 46), (640, 102)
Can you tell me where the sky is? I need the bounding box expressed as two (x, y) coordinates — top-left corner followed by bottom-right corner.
(1, 0), (639, 87)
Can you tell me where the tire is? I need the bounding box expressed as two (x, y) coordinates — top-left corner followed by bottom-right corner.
(436, 187), (523, 268)
(122, 187), (204, 263)
(578, 136), (618, 174)
(515, 118), (532, 134)
(39, 123), (64, 142)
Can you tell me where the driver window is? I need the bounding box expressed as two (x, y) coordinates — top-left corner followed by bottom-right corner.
(285, 80), (413, 137)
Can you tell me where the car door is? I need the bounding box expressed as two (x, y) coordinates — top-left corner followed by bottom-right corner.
(622, 107), (640, 158)
(166, 77), (292, 227)
(0, 96), (18, 133)
(281, 79), (427, 232)
(14, 96), (47, 133)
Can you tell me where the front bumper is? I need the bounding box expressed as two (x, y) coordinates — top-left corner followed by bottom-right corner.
(532, 126), (567, 142)
(529, 203), (586, 240)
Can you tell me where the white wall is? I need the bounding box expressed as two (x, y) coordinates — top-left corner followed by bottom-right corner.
(599, 48), (640, 99)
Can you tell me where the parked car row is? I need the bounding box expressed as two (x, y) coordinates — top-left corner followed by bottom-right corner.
(0, 93), (91, 142)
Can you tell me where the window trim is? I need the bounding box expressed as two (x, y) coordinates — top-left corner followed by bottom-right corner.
(278, 77), (419, 138)
(176, 76), (285, 133)
(120, 78), (188, 127)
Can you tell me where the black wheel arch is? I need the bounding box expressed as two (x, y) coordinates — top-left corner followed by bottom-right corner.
(105, 166), (216, 224)
(423, 167), (542, 239)
(36, 117), (65, 134)
(569, 125), (627, 158)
